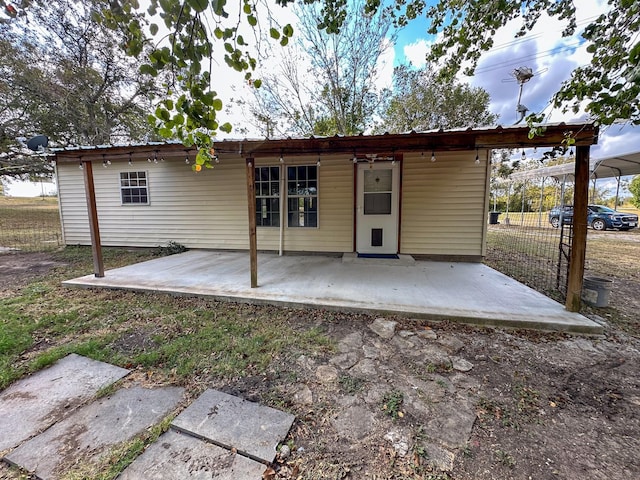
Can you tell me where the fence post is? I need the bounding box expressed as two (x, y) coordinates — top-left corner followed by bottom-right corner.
(565, 146), (589, 312)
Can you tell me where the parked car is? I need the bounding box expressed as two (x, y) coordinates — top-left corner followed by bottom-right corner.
(548, 205), (638, 231)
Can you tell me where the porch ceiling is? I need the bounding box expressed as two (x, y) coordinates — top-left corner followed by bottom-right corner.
(53, 122), (598, 163)
(63, 250), (603, 334)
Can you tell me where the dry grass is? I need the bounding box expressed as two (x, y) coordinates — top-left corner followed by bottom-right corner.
(0, 196), (62, 251)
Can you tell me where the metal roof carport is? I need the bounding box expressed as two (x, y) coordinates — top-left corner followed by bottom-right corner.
(509, 150), (640, 206)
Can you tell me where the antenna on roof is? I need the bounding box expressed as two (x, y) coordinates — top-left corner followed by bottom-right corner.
(510, 66), (534, 125)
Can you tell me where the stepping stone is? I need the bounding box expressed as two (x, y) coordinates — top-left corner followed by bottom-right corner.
(4, 385), (184, 480)
(0, 353), (129, 453)
(171, 389), (295, 463)
(119, 429), (267, 479)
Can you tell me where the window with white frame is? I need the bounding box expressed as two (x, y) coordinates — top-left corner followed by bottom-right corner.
(255, 166), (280, 227)
(287, 165), (318, 227)
(120, 171), (149, 204)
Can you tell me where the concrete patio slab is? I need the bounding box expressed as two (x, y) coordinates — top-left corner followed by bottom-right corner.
(4, 385), (184, 480)
(63, 250), (602, 334)
(118, 429), (267, 479)
(171, 389), (295, 463)
(0, 353), (129, 453)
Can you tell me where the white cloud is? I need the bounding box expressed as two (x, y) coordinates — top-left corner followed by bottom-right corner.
(402, 40), (430, 68)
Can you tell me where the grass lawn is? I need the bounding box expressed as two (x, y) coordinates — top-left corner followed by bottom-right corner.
(0, 247), (333, 392)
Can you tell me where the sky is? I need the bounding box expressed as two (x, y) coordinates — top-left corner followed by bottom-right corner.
(6, 0), (638, 197)
(392, 0), (640, 162)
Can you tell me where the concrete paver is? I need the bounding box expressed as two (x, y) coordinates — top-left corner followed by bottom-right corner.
(119, 429), (267, 479)
(0, 353), (129, 453)
(171, 389), (295, 463)
(63, 250), (603, 334)
(4, 385), (184, 480)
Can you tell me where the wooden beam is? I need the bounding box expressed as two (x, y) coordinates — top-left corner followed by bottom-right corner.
(566, 146), (590, 311)
(82, 160), (104, 277)
(246, 158), (258, 288)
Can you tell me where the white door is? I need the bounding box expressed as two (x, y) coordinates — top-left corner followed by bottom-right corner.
(356, 162), (400, 254)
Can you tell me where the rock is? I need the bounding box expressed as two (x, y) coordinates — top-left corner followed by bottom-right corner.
(293, 384), (313, 406)
(452, 357), (474, 372)
(423, 401), (476, 449)
(362, 345), (379, 359)
(417, 328), (438, 340)
(420, 442), (456, 471)
(414, 344), (451, 367)
(368, 318), (397, 339)
(279, 444), (291, 460)
(437, 335), (465, 354)
(349, 359), (378, 379)
(398, 330), (415, 338)
(391, 335), (416, 352)
(384, 428), (411, 457)
(331, 406), (375, 441)
(330, 352), (359, 370)
(296, 355), (316, 371)
(338, 332), (364, 353)
(316, 365), (339, 383)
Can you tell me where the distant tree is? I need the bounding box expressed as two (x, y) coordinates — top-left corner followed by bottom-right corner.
(377, 64), (498, 133)
(0, 0), (159, 179)
(630, 175), (640, 209)
(242, 0), (394, 137)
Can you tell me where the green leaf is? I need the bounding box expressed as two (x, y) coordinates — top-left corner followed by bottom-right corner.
(139, 64), (158, 76)
(187, 0), (209, 13)
(158, 127), (173, 138)
(211, 0), (226, 15)
(214, 27), (223, 39)
(280, 37), (289, 47)
(150, 23), (159, 36)
(243, 3), (251, 14)
(283, 24), (294, 37)
(253, 79), (262, 88)
(212, 98), (223, 111)
(220, 122), (233, 133)
(247, 15), (257, 26)
(269, 28), (281, 40)
(196, 150), (207, 165)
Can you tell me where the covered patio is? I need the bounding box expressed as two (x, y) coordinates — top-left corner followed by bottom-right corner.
(63, 250), (602, 334)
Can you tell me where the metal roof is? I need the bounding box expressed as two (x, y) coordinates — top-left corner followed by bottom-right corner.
(52, 122), (599, 163)
(509, 150), (640, 182)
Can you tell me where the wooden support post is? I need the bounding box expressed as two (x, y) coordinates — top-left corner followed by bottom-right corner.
(82, 160), (104, 277)
(246, 158), (258, 288)
(566, 146), (590, 311)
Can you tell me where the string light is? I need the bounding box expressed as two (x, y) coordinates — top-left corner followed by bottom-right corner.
(280, 150), (284, 163)
(352, 151), (358, 164)
(431, 150), (436, 162)
(317, 154), (321, 167)
(521, 149), (526, 160)
(475, 148), (480, 165)
(184, 150), (190, 164)
(128, 152), (133, 166)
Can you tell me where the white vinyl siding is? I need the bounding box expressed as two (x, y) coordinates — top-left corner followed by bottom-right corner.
(57, 159), (248, 249)
(57, 154), (353, 252)
(400, 151), (488, 257)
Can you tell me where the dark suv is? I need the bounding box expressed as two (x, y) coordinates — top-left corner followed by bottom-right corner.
(549, 205), (638, 231)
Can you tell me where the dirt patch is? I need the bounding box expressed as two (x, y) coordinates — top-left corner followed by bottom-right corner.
(0, 252), (66, 292)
